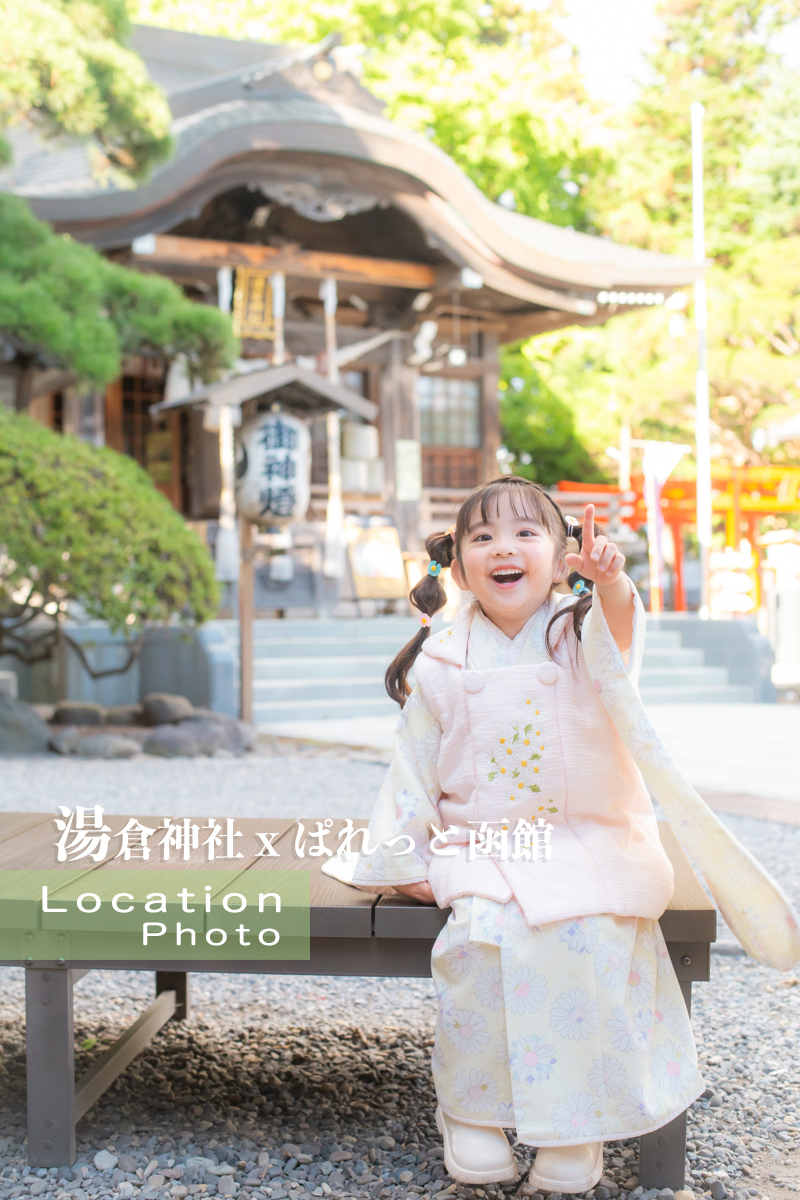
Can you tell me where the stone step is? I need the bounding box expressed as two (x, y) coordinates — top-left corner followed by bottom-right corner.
(638, 666), (730, 689)
(254, 696), (399, 722)
(640, 647), (704, 669)
(253, 655), (391, 681)
(254, 677), (390, 702)
(640, 684), (753, 704)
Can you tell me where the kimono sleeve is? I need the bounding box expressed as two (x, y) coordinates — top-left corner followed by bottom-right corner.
(350, 683), (442, 889)
(582, 573), (645, 687)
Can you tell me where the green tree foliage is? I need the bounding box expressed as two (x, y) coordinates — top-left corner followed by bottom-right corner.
(592, 0), (800, 261)
(0, 411), (219, 669)
(499, 348), (607, 485)
(132, 0), (604, 228)
(0, 194), (237, 385)
(528, 0), (800, 477)
(1, 0), (172, 180)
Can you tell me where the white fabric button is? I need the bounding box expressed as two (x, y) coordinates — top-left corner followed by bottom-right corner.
(463, 671), (485, 693)
(536, 663), (559, 685)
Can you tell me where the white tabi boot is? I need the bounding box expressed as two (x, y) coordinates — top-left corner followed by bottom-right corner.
(435, 1107), (518, 1185)
(528, 1142), (604, 1194)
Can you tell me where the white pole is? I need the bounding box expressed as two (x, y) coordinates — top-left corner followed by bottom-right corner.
(320, 278), (344, 578)
(271, 272), (286, 366)
(691, 102), (712, 618)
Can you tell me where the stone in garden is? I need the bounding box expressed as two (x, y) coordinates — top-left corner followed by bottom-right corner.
(49, 725), (80, 755)
(673, 1192), (696, 1200)
(142, 693), (195, 725)
(176, 718), (229, 755)
(217, 1178), (236, 1197)
(377, 1137), (395, 1151)
(143, 724), (201, 758)
(118, 1185), (135, 1199)
(94, 1150), (118, 1172)
(52, 700), (105, 725)
(0, 695), (51, 754)
(182, 710), (255, 753)
(106, 704), (144, 726)
(709, 1184), (726, 1200)
(75, 734), (140, 759)
(28, 1181), (48, 1195)
(116, 1157), (137, 1174)
(709, 1096), (723, 1108)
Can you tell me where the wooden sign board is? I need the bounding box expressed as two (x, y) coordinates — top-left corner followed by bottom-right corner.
(232, 268), (274, 339)
(346, 524), (408, 600)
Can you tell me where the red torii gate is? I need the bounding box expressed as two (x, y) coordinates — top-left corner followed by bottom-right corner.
(556, 467), (800, 611)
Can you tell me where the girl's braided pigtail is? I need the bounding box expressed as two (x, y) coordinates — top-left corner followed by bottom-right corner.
(545, 513), (597, 656)
(385, 529), (454, 706)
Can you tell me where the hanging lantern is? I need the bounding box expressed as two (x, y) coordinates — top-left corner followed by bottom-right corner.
(236, 411), (311, 524)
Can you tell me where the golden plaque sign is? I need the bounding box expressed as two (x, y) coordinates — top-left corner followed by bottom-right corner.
(232, 268), (274, 339)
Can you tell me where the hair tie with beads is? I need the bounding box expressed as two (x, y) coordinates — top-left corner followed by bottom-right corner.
(565, 515), (578, 533)
(427, 561), (442, 577)
(445, 525), (456, 540)
(418, 613), (432, 628)
(572, 579), (588, 596)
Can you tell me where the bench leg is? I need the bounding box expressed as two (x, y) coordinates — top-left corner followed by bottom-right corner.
(156, 972), (189, 1020)
(26, 967), (75, 1167)
(639, 981), (693, 1190)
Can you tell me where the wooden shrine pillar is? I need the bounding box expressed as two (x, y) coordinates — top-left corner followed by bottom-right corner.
(381, 336), (421, 552)
(669, 522), (687, 612)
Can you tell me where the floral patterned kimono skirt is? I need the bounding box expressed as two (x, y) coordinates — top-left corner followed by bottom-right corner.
(431, 897), (704, 1147)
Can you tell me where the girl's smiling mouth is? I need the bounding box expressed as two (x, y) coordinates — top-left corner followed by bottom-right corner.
(490, 567), (525, 586)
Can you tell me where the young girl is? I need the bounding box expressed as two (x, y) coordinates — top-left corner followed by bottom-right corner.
(346, 475), (799, 1193)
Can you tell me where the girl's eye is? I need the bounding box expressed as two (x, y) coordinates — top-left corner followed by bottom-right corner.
(473, 533), (492, 542)
(517, 529), (537, 538)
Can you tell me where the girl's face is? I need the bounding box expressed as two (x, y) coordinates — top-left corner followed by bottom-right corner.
(450, 492), (563, 637)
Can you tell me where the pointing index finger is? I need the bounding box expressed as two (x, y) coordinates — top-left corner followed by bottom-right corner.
(582, 504), (595, 556)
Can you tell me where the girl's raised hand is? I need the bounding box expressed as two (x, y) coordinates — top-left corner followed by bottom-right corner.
(565, 503), (626, 589)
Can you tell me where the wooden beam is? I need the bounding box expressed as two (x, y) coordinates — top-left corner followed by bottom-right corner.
(133, 235), (437, 291)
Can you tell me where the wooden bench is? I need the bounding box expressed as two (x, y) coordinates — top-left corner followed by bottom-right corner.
(0, 814), (715, 1186)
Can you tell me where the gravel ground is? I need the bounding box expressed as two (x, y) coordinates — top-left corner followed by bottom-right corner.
(0, 741), (389, 819)
(0, 778), (798, 1200)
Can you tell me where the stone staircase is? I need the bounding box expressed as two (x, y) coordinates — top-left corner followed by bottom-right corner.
(219, 614), (752, 725)
(638, 627), (752, 704)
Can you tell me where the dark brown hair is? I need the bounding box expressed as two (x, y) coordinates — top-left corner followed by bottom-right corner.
(385, 475), (597, 706)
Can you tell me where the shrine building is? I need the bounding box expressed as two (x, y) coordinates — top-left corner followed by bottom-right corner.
(1, 24), (702, 606)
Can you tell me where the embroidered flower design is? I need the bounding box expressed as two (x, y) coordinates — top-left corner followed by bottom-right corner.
(650, 1040), (690, 1095)
(505, 966), (548, 1015)
(587, 1054), (627, 1098)
(549, 989), (599, 1041)
(589, 661), (618, 709)
(595, 939), (629, 990)
(627, 956), (655, 1006)
(558, 916), (600, 954)
(509, 1035), (558, 1086)
(487, 709), (557, 812)
(443, 940), (486, 976)
(498, 1101), (515, 1124)
(446, 1009), (491, 1056)
(551, 1091), (606, 1139)
(474, 967), (506, 1011)
(452, 1069), (499, 1115)
(628, 718), (669, 770)
(617, 1086), (656, 1131)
